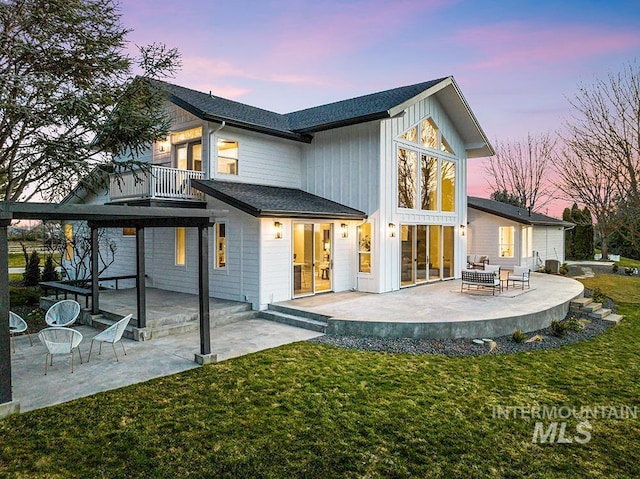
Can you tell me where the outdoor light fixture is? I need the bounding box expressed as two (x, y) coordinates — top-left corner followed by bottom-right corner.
(274, 222), (283, 239)
(460, 224), (466, 236)
(340, 223), (348, 238)
(157, 137), (170, 153)
(388, 223), (396, 238)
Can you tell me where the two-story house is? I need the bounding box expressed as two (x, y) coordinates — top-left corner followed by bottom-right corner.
(67, 76), (493, 310)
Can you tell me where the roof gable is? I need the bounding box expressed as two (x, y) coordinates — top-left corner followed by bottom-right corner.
(154, 77), (493, 156)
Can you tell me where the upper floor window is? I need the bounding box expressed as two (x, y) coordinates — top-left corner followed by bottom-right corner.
(217, 139), (238, 175)
(171, 127), (202, 172)
(397, 117), (457, 213)
(399, 117), (455, 155)
(441, 160), (455, 212)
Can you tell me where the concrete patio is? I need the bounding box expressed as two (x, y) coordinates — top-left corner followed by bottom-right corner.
(9, 319), (322, 412)
(277, 273), (584, 338)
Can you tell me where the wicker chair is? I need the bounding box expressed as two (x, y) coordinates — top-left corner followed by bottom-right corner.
(87, 314), (132, 363)
(38, 327), (84, 374)
(9, 311), (33, 352)
(45, 299), (81, 327)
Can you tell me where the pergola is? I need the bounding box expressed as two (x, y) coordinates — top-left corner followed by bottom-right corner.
(0, 202), (217, 416)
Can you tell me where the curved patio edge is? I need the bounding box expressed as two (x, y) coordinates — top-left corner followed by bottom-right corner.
(275, 274), (585, 340)
(325, 293), (582, 339)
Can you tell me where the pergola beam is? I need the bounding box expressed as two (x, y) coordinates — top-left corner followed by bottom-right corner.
(0, 201), (217, 413)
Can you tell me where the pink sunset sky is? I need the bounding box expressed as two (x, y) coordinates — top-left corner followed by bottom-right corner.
(120, 0), (640, 217)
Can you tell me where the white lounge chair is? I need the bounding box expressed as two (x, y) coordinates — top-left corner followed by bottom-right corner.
(508, 266), (531, 289)
(45, 299), (81, 327)
(9, 311), (33, 352)
(87, 314), (132, 363)
(38, 327), (83, 374)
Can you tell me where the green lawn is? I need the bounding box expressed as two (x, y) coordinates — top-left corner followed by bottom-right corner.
(1, 276), (639, 478)
(7, 251), (61, 268)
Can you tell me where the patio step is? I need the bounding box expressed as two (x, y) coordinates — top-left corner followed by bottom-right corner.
(582, 302), (602, 313)
(590, 307), (612, 319)
(259, 306), (329, 333)
(98, 301), (257, 340)
(267, 304), (332, 323)
(603, 313), (624, 324)
(570, 297), (593, 312)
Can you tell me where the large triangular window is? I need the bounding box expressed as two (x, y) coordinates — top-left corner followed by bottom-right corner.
(399, 118), (454, 155)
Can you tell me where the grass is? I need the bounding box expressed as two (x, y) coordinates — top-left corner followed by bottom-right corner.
(1, 276), (639, 477)
(7, 251), (61, 268)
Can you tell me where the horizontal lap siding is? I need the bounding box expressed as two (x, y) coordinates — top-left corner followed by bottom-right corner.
(468, 209), (520, 270)
(214, 127), (302, 188)
(533, 227), (566, 265)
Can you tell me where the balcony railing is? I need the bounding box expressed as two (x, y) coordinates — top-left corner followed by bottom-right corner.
(109, 165), (205, 202)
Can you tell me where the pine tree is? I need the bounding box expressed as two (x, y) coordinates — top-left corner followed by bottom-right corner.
(42, 255), (59, 282)
(23, 250), (41, 286)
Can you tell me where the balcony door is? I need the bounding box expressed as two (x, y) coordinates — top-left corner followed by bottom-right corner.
(175, 141), (202, 172)
(293, 223), (332, 297)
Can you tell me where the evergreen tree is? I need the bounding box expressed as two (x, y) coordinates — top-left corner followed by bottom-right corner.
(42, 255), (59, 282)
(23, 250), (41, 286)
(490, 190), (525, 207)
(563, 206), (575, 259)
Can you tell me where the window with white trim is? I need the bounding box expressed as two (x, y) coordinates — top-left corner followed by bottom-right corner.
(175, 227), (186, 266)
(215, 223), (226, 269)
(499, 226), (515, 258)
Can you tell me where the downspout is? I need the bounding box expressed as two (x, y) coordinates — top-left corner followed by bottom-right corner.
(208, 121), (226, 179)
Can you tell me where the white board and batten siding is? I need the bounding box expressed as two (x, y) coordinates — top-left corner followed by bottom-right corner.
(257, 218), (359, 310)
(379, 94), (468, 292)
(301, 121), (380, 214)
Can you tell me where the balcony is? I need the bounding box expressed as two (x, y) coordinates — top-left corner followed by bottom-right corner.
(109, 165), (205, 203)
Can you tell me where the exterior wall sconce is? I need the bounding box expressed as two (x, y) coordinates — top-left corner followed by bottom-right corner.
(460, 224), (466, 236)
(340, 223), (348, 238)
(274, 221), (283, 239)
(388, 223), (396, 238)
(157, 137), (170, 153)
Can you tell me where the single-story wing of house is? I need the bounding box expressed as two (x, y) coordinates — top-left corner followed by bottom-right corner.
(64, 76), (494, 309)
(467, 196), (574, 271)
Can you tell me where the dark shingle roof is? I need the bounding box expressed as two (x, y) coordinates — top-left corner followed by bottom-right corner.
(285, 79), (447, 132)
(154, 78), (449, 141)
(468, 197), (573, 227)
(192, 179), (367, 219)
(154, 81), (308, 142)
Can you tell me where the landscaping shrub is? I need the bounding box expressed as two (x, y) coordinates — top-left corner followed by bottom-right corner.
(9, 286), (42, 306)
(592, 287), (607, 303)
(511, 329), (526, 343)
(613, 264), (619, 273)
(22, 249), (41, 286)
(565, 317), (584, 332)
(559, 263), (569, 275)
(41, 255), (59, 282)
(550, 320), (569, 337)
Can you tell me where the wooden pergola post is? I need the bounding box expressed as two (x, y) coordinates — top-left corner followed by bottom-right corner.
(136, 226), (146, 329)
(90, 226), (100, 315)
(0, 216), (13, 407)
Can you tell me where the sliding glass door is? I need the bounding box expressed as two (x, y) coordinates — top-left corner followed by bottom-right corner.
(400, 224), (455, 286)
(293, 223), (332, 297)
